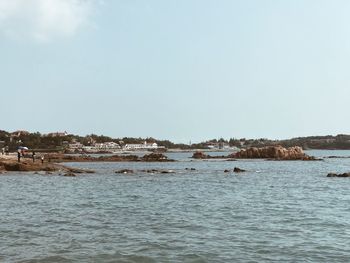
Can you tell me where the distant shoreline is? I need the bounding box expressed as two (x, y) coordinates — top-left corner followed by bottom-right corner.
(3, 130), (350, 152)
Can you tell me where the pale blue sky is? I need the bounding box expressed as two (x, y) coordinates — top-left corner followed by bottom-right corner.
(1, 0), (350, 142)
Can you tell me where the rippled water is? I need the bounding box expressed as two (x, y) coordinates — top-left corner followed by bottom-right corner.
(1, 150), (350, 262)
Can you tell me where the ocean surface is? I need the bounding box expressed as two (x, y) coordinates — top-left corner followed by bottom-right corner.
(1, 150), (350, 262)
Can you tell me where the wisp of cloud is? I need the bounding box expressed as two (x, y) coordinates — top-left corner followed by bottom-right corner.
(0, 0), (97, 42)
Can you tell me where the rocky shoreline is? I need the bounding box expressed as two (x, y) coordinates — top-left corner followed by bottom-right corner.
(0, 153), (173, 175)
(192, 146), (320, 161)
(0, 159), (95, 176)
(2, 149), (347, 178)
(45, 153), (174, 163)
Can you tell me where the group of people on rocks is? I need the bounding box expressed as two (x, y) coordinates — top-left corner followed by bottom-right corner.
(16, 149), (44, 164)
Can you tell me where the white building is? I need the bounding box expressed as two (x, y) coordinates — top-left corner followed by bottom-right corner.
(124, 141), (158, 150)
(93, 142), (121, 151)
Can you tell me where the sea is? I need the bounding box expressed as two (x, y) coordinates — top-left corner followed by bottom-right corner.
(1, 150), (350, 262)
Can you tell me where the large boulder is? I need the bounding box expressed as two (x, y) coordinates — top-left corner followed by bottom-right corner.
(233, 167), (246, 173)
(192, 151), (209, 159)
(229, 146), (316, 160)
(141, 153), (173, 162)
(0, 161), (57, 172)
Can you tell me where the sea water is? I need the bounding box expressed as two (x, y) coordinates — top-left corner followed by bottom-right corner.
(1, 150), (350, 262)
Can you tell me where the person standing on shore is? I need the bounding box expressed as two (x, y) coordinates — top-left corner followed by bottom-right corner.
(17, 150), (21, 163)
(32, 151), (36, 163)
(41, 156), (44, 164)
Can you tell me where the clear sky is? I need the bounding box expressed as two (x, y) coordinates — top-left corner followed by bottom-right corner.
(1, 0), (350, 143)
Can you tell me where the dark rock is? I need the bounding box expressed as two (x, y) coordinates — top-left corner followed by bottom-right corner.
(141, 169), (175, 174)
(233, 167), (246, 173)
(160, 170), (175, 174)
(67, 168), (95, 174)
(192, 151), (209, 159)
(327, 172), (350, 177)
(115, 169), (134, 174)
(142, 169), (159, 173)
(64, 172), (76, 177)
(224, 169), (230, 173)
(142, 153), (173, 162)
(325, 156), (350, 159)
(45, 153), (139, 163)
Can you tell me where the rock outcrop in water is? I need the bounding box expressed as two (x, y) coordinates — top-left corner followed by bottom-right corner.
(223, 167), (246, 173)
(192, 151), (228, 159)
(114, 169), (176, 175)
(0, 159), (95, 174)
(327, 172), (350, 177)
(0, 160), (57, 172)
(233, 167), (246, 173)
(192, 151), (209, 159)
(116, 169), (134, 174)
(45, 153), (174, 163)
(192, 146), (317, 161)
(141, 153), (173, 162)
(229, 146), (317, 160)
(45, 154), (139, 162)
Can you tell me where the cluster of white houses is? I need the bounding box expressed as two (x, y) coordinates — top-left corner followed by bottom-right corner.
(7, 130), (163, 152)
(68, 141), (161, 153)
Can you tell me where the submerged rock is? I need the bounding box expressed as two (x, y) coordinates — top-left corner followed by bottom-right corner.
(142, 169), (159, 173)
(44, 153), (175, 163)
(67, 167), (95, 174)
(141, 169), (175, 174)
(45, 153), (139, 163)
(233, 167), (246, 173)
(192, 151), (227, 159)
(160, 170), (175, 174)
(327, 172), (350, 177)
(115, 169), (134, 174)
(64, 172), (76, 177)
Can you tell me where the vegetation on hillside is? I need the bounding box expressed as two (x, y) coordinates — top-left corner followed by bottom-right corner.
(2, 130), (350, 151)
